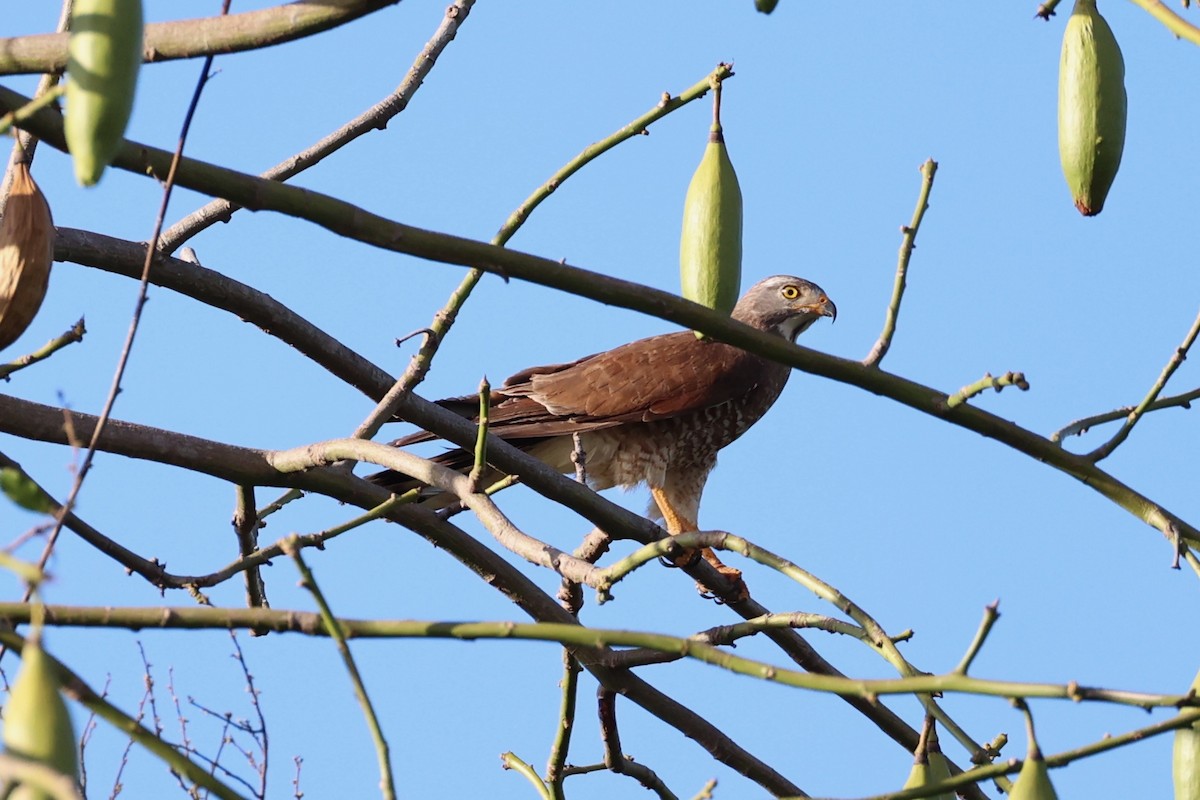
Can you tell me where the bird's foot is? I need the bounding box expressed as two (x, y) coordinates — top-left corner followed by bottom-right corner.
(697, 564), (749, 604)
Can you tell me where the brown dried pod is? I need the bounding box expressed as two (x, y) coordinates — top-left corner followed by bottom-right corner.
(0, 163), (55, 351)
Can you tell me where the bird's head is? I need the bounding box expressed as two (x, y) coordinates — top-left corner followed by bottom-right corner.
(732, 275), (837, 341)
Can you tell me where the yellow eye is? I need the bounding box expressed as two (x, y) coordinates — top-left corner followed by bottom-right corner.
(780, 285), (800, 300)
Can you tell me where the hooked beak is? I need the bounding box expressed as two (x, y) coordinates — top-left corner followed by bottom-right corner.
(805, 295), (837, 323)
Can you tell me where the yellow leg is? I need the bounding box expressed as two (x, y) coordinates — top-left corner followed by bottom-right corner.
(649, 487), (747, 601)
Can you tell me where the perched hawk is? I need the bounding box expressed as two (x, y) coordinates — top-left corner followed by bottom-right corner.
(371, 275), (835, 598)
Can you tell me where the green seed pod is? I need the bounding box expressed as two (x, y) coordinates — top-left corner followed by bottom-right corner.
(755, 0), (780, 13)
(901, 718), (954, 800)
(1009, 751), (1059, 800)
(1173, 668), (1200, 799)
(0, 163), (54, 351)
(680, 109), (743, 335)
(65, 0), (144, 186)
(1057, 0), (1126, 216)
(925, 726), (955, 800)
(3, 636), (78, 800)
(901, 759), (932, 791)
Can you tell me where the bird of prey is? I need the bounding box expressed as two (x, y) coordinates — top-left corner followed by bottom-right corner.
(370, 275), (835, 599)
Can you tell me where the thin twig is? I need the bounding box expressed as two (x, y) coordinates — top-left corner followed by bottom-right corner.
(1087, 305), (1200, 461)
(953, 601), (1000, 676)
(232, 484), (268, 614)
(501, 752), (554, 800)
(157, 0), (476, 254)
(570, 432), (588, 485)
(1035, 1), (1061, 20)
(256, 488), (303, 522)
(544, 650), (581, 800)
(0, 318), (86, 381)
(227, 631), (269, 800)
(864, 159), (938, 367)
(469, 376), (490, 490)
(942, 371), (1029, 409)
(1051, 385), (1200, 443)
(282, 537), (395, 800)
(1127, 0), (1200, 45)
(0, 86), (65, 139)
(0, 630), (247, 800)
(21, 2), (232, 614)
(598, 687), (623, 771)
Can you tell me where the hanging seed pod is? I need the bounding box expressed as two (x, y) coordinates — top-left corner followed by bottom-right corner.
(1010, 703), (1060, 800)
(2, 635), (79, 800)
(924, 724), (955, 800)
(65, 0), (144, 186)
(900, 716), (955, 800)
(1009, 751), (1059, 800)
(1057, 0), (1126, 216)
(1173, 668), (1200, 799)
(755, 0), (780, 13)
(0, 163), (55, 351)
(680, 83), (742, 337)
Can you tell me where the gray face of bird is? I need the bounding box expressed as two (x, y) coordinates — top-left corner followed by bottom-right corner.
(735, 275), (837, 341)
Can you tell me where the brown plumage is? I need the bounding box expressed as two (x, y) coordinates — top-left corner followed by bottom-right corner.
(370, 275), (835, 597)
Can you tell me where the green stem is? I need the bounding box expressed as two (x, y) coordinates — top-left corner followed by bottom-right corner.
(953, 602), (1000, 675)
(864, 159), (937, 367)
(494, 63), (733, 246)
(0, 85), (63, 136)
(544, 651), (581, 799)
(501, 752), (554, 800)
(6, 602), (1196, 710)
(0, 317), (83, 380)
(1035, 1), (1061, 19)
(1127, 0), (1200, 46)
(943, 371), (1029, 409)
(1088, 305), (1200, 460)
(282, 540), (396, 800)
(1052, 385), (1200, 443)
(469, 377), (490, 489)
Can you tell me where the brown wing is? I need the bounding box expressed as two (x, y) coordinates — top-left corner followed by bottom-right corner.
(390, 330), (771, 447)
(516, 331), (768, 420)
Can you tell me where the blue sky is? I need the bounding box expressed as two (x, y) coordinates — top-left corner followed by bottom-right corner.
(4, 2), (1200, 798)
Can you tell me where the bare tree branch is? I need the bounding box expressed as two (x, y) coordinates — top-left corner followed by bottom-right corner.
(158, 0), (476, 254)
(0, 0), (402, 75)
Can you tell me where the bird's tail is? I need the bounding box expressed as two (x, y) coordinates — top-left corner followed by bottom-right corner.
(365, 447), (474, 495)
(365, 436), (552, 506)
